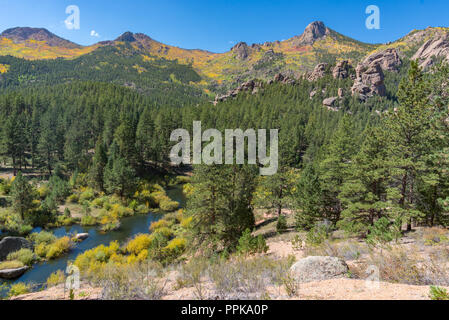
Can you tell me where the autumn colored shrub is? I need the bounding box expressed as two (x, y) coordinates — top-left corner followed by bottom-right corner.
(150, 219), (173, 232)
(7, 249), (36, 266)
(45, 237), (72, 260)
(8, 283), (30, 297)
(46, 270), (66, 288)
(125, 234), (153, 256)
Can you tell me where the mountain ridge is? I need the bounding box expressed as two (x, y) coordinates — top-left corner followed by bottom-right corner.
(1, 22), (449, 87)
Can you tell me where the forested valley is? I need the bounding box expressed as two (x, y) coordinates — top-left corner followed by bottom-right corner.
(0, 43), (448, 300)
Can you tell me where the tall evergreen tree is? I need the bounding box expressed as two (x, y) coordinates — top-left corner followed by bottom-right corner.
(89, 138), (108, 191)
(318, 115), (358, 225)
(187, 164), (257, 251)
(384, 60), (432, 231)
(11, 171), (34, 220)
(104, 141), (136, 199)
(338, 126), (391, 235)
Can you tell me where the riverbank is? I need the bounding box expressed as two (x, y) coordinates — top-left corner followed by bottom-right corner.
(0, 185), (186, 296)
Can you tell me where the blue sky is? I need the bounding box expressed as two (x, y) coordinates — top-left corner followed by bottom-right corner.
(0, 0), (448, 53)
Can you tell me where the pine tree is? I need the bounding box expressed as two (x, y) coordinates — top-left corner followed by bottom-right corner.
(294, 164), (323, 230)
(136, 107), (155, 168)
(104, 141), (136, 199)
(338, 126), (390, 235)
(384, 60), (432, 231)
(89, 138), (108, 191)
(417, 62), (449, 226)
(11, 171), (34, 220)
(186, 164), (257, 251)
(254, 168), (296, 217)
(114, 113), (138, 169)
(318, 115), (358, 225)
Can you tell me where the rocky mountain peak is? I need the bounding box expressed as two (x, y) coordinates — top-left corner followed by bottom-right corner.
(115, 31), (137, 42)
(293, 21), (330, 46)
(0, 27), (79, 48)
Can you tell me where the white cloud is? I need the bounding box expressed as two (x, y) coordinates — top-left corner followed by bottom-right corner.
(90, 30), (100, 38)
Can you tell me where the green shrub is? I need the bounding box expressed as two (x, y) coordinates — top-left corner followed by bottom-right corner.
(66, 194), (79, 204)
(91, 197), (107, 208)
(79, 188), (95, 202)
(18, 224), (33, 235)
(7, 249), (36, 266)
(236, 229), (268, 255)
(276, 215), (287, 234)
(8, 283), (30, 297)
(175, 176), (191, 184)
(48, 176), (71, 201)
(29, 231), (56, 245)
(0, 178), (12, 195)
(135, 204), (148, 215)
(366, 217), (402, 246)
(81, 215), (97, 226)
(429, 286), (449, 300)
(64, 207), (71, 217)
(306, 224), (330, 246)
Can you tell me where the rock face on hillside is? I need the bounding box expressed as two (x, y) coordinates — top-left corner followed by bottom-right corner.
(214, 79), (264, 104)
(350, 48), (401, 101)
(351, 63), (385, 101)
(363, 48), (402, 72)
(332, 60), (351, 79)
(232, 42), (250, 60)
(308, 63), (328, 81)
(412, 35), (449, 68)
(292, 21), (330, 46)
(0, 237), (32, 261)
(290, 256), (349, 283)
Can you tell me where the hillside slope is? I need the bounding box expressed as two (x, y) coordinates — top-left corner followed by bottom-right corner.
(2, 22), (449, 90)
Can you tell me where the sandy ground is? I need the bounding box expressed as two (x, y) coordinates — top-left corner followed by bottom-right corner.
(10, 283), (102, 300)
(10, 278), (438, 300)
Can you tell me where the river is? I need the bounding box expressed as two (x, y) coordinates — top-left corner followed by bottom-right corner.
(0, 185), (186, 293)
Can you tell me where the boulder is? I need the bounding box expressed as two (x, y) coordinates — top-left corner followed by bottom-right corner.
(323, 97), (338, 107)
(308, 63), (328, 81)
(274, 73), (285, 82)
(231, 42), (250, 60)
(0, 266), (29, 279)
(309, 90), (317, 99)
(290, 256), (349, 283)
(74, 233), (89, 241)
(0, 237), (32, 261)
(332, 60), (350, 79)
(351, 63), (386, 101)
